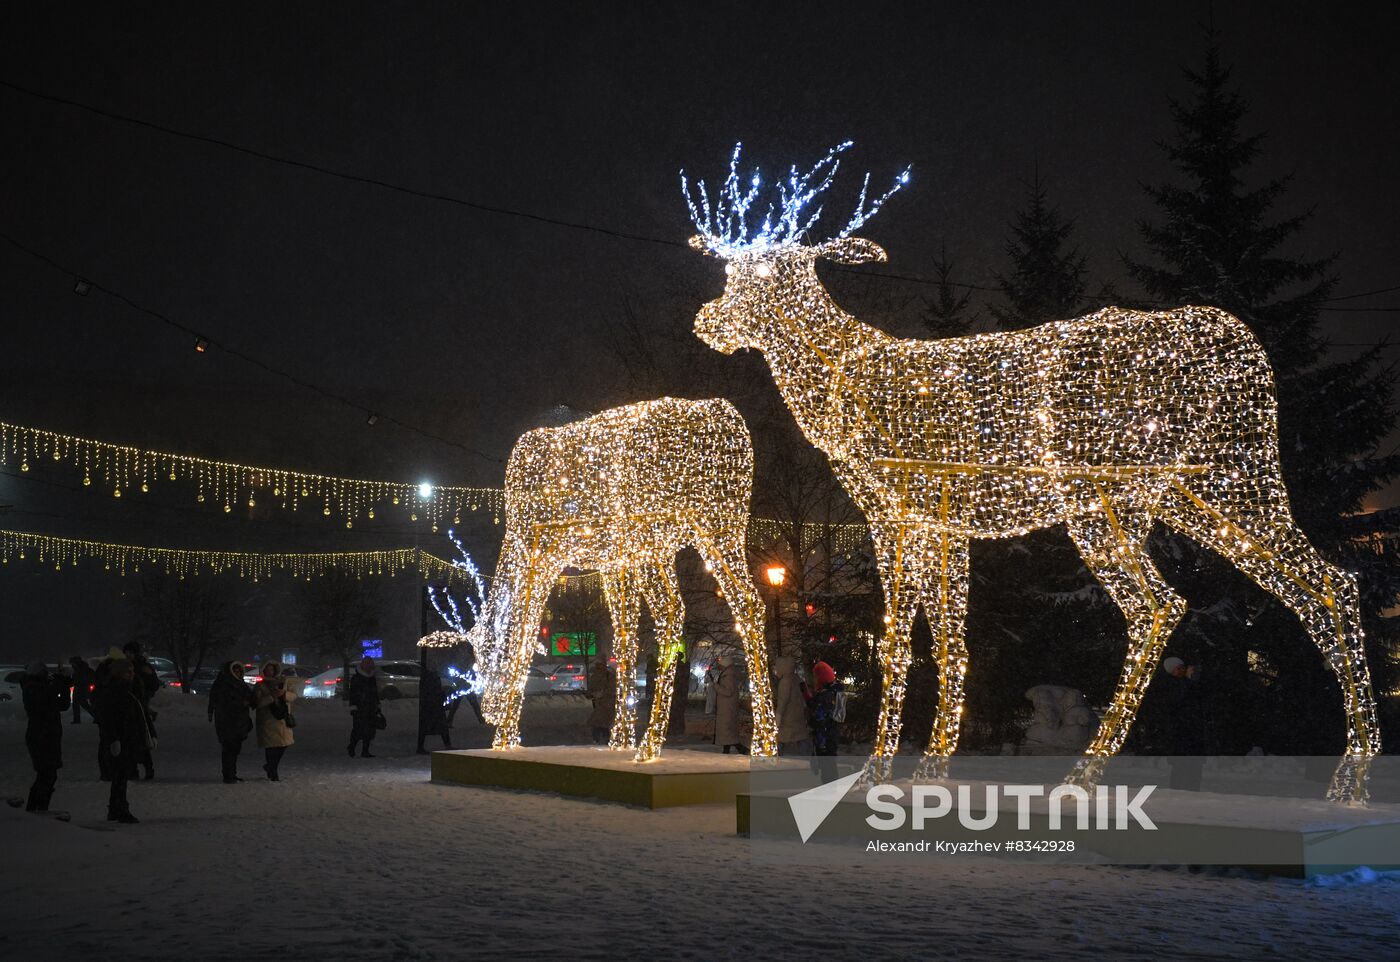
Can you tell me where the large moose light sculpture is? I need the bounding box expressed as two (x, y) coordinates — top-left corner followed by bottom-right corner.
(681, 143), (1381, 800)
(469, 397), (777, 760)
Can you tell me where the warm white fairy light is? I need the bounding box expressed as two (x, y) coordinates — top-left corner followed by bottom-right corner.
(683, 144), (1381, 802)
(0, 528), (471, 584)
(0, 419), (501, 528)
(471, 397), (777, 761)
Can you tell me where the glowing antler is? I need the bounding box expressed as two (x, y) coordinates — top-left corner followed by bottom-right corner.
(681, 142), (909, 257)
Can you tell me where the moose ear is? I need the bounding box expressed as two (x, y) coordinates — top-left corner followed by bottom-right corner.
(688, 234), (712, 253)
(815, 237), (887, 264)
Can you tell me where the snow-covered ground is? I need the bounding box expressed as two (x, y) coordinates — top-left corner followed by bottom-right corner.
(2, 690), (1399, 961)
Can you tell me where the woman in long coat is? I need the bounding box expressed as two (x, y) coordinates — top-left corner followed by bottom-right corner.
(586, 661), (616, 745)
(208, 661), (256, 783)
(416, 665), (452, 754)
(713, 655), (746, 754)
(771, 655), (810, 755)
(253, 662), (296, 781)
(347, 657), (381, 758)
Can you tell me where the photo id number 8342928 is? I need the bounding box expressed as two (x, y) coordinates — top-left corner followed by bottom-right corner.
(1005, 840), (1076, 853)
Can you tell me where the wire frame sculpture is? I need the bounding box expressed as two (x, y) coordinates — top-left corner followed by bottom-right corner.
(681, 144), (1381, 801)
(470, 397), (777, 760)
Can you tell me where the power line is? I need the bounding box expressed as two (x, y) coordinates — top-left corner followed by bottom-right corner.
(0, 229), (504, 464)
(1322, 285), (1400, 303)
(0, 78), (998, 293)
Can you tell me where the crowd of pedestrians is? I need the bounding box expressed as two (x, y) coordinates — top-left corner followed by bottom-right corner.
(16, 645), (876, 821)
(10, 651), (480, 823)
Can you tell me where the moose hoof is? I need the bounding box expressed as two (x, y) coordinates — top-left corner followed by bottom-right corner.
(1064, 755), (1107, 790)
(1326, 755), (1373, 806)
(856, 754), (893, 788)
(913, 754), (950, 781)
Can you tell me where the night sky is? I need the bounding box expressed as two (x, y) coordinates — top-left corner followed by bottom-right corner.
(1, 2), (1396, 658)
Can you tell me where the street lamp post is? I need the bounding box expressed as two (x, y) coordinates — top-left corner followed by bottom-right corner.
(764, 564), (787, 657)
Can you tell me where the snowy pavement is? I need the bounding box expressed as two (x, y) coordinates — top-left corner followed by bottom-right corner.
(2, 692), (1399, 961)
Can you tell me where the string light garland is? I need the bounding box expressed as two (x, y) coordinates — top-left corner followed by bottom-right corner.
(684, 143), (1381, 802)
(0, 420), (503, 529)
(0, 529), (470, 584)
(0, 418), (868, 551)
(471, 397), (778, 761)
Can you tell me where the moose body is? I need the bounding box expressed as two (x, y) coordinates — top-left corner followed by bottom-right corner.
(814, 306), (1274, 538)
(475, 397), (777, 760)
(684, 178), (1380, 798)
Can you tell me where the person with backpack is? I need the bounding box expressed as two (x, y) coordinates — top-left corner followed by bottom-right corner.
(807, 661), (845, 782)
(208, 661), (256, 783)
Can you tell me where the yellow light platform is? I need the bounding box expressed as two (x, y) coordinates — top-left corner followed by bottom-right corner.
(432, 746), (780, 808)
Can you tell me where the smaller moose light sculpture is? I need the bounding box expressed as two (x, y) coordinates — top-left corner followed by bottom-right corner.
(470, 397), (777, 760)
(681, 142), (1380, 801)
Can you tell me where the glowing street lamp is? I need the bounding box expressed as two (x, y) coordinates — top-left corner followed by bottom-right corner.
(764, 564), (787, 655)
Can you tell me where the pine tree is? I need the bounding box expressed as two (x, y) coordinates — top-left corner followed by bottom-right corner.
(990, 173), (1088, 330)
(922, 243), (977, 338)
(1126, 33), (1400, 752)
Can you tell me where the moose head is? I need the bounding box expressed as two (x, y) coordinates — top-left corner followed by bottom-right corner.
(683, 142), (907, 354)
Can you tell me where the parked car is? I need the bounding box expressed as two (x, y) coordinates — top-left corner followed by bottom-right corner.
(334, 661), (424, 700)
(184, 666), (222, 695)
(547, 662), (588, 692)
(524, 666), (552, 696)
(304, 666), (344, 699)
(0, 665), (24, 708)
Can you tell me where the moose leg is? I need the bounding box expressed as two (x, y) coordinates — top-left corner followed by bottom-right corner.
(1066, 503), (1186, 789)
(1162, 488), (1381, 802)
(491, 559), (553, 751)
(698, 530), (778, 756)
(635, 562), (684, 762)
(601, 570), (642, 751)
(862, 527), (923, 785)
(914, 534), (971, 781)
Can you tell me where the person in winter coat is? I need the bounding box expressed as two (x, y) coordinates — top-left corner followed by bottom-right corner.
(771, 655), (811, 756)
(121, 641), (162, 780)
(417, 664), (452, 754)
(807, 661), (845, 782)
(446, 641), (486, 726)
(22, 662), (71, 812)
(347, 657), (381, 758)
(68, 656), (96, 724)
(586, 660), (616, 745)
(253, 662), (296, 781)
(95, 657), (149, 822)
(1157, 656), (1206, 790)
(208, 661), (257, 783)
(713, 655), (746, 754)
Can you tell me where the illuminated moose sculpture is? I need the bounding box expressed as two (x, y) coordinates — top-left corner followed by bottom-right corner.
(470, 397), (777, 760)
(681, 143), (1380, 800)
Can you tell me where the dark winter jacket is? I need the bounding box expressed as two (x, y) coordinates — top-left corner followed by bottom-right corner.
(348, 669), (381, 714)
(1157, 674), (1206, 755)
(128, 653), (163, 707)
(208, 661), (256, 743)
(69, 658), (96, 704)
(96, 680), (152, 777)
(23, 671), (71, 769)
(418, 670), (448, 735)
(807, 681), (846, 756)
